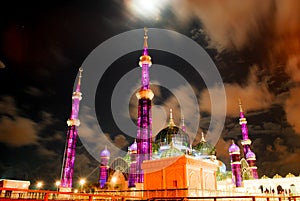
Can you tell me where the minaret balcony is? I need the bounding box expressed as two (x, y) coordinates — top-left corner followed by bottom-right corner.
(136, 89), (154, 100)
(241, 139), (251, 145)
(139, 55), (152, 67)
(72, 92), (82, 100)
(67, 119), (80, 126)
(239, 118), (247, 125)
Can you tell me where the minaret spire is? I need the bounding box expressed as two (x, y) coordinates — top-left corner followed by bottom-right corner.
(238, 98), (243, 112)
(143, 27), (148, 55)
(130, 28), (154, 187)
(238, 99), (250, 153)
(76, 67), (83, 92)
(238, 99), (258, 179)
(60, 67), (83, 191)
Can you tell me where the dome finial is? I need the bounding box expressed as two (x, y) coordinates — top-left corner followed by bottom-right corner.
(180, 115), (187, 132)
(181, 115), (185, 126)
(169, 109), (176, 127)
(201, 132), (206, 142)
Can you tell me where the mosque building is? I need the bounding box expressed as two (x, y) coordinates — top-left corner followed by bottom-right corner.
(97, 29), (224, 193)
(59, 29), (300, 195)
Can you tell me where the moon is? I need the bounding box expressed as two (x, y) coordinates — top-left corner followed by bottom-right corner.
(127, 0), (169, 19)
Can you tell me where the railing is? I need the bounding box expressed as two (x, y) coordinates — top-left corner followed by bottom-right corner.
(0, 187), (300, 201)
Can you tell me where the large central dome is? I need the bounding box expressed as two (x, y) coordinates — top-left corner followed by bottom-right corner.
(153, 109), (190, 156)
(154, 125), (189, 148)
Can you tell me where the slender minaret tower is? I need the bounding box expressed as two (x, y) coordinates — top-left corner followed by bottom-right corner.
(135, 28), (154, 184)
(229, 140), (242, 187)
(60, 67), (83, 190)
(99, 146), (110, 188)
(238, 99), (258, 179)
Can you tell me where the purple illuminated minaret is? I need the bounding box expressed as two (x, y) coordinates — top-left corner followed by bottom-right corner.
(135, 28), (154, 184)
(229, 140), (242, 187)
(238, 99), (258, 179)
(60, 67), (83, 190)
(99, 146), (110, 188)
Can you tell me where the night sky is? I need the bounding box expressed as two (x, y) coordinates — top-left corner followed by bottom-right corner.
(1, 0), (300, 189)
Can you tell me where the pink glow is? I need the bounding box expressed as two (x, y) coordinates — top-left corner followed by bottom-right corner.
(60, 69), (83, 188)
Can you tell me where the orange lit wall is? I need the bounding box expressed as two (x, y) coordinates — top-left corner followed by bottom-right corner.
(142, 155), (218, 191)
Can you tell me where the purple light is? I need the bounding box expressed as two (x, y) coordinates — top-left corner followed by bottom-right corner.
(229, 141), (242, 187)
(99, 147), (110, 188)
(129, 29), (153, 186)
(239, 101), (258, 179)
(128, 141), (138, 187)
(60, 68), (83, 189)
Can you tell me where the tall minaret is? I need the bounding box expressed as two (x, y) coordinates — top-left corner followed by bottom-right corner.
(238, 99), (258, 179)
(135, 28), (154, 184)
(60, 67), (83, 190)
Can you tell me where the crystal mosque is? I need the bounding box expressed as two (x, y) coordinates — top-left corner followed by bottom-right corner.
(59, 29), (300, 195)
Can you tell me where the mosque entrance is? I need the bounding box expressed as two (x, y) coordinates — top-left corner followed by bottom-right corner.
(108, 157), (129, 190)
(109, 170), (126, 190)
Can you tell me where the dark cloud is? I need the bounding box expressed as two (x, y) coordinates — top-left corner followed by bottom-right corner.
(174, 1), (300, 137)
(0, 96), (39, 147)
(24, 86), (44, 97)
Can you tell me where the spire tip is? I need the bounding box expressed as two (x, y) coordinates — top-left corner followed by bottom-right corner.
(238, 98), (243, 112)
(143, 27), (148, 50)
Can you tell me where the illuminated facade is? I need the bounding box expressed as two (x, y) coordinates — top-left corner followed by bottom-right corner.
(132, 28), (154, 185)
(60, 68), (83, 190)
(98, 29), (221, 191)
(142, 155), (218, 194)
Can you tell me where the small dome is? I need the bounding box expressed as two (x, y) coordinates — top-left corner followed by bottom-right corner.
(246, 150), (256, 159)
(193, 133), (216, 156)
(228, 141), (240, 153)
(100, 147), (110, 157)
(130, 140), (137, 151)
(161, 143), (184, 158)
(193, 141), (216, 156)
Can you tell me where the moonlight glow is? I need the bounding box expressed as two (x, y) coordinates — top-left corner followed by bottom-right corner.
(127, 0), (169, 19)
